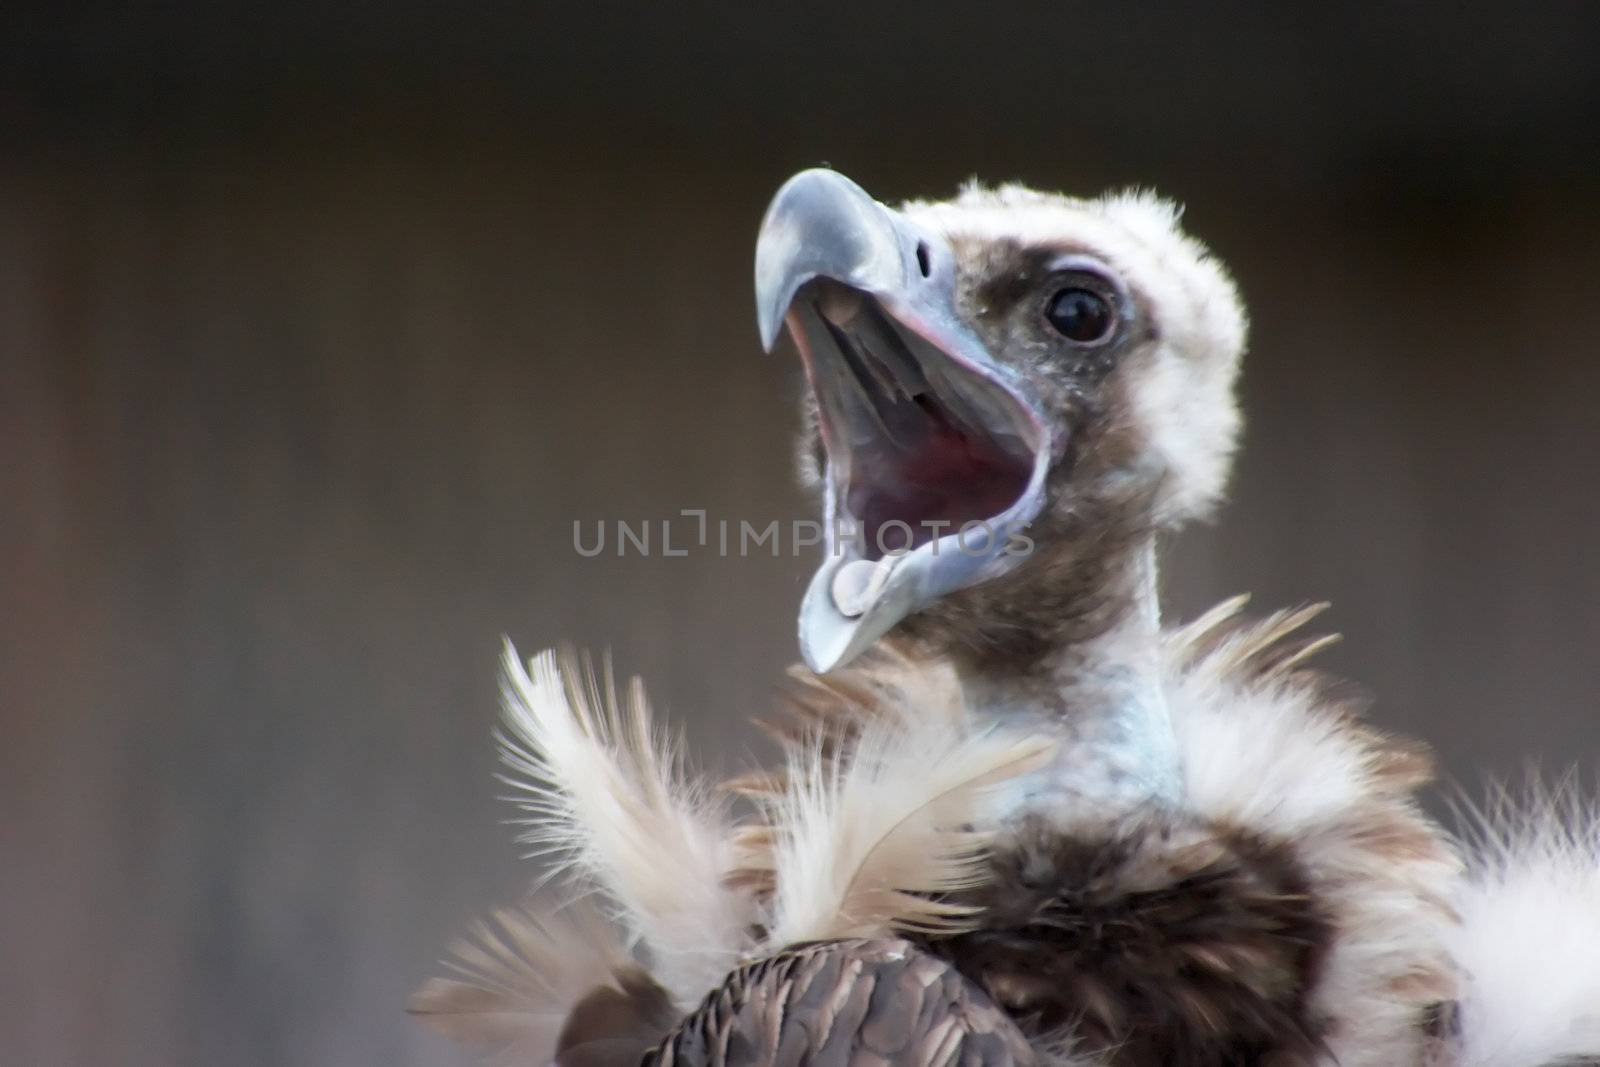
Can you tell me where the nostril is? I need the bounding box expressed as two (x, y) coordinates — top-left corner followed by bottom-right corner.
(915, 241), (932, 278)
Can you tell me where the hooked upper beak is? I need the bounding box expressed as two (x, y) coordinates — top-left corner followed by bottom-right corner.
(754, 169), (1052, 673)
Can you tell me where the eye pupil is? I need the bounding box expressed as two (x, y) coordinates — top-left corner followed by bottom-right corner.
(1046, 288), (1113, 342)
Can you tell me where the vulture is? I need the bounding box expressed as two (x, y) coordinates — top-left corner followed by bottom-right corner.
(411, 170), (1600, 1067)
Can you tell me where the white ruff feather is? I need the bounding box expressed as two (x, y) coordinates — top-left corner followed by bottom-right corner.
(498, 644), (751, 1002)
(1448, 781), (1600, 1067)
(762, 718), (1054, 947)
(1166, 602), (1460, 1067)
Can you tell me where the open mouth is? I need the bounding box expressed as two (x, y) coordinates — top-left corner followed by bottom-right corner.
(787, 279), (1046, 589)
(754, 166), (1052, 670)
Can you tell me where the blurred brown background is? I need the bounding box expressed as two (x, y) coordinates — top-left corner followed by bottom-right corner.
(2, 4), (1598, 1064)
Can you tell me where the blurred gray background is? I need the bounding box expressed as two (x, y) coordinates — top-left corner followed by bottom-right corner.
(3, 4), (1598, 1064)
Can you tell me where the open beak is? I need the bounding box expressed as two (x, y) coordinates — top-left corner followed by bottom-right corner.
(755, 169), (1052, 673)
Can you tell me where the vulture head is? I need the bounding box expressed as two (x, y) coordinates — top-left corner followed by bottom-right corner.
(757, 170), (1247, 672)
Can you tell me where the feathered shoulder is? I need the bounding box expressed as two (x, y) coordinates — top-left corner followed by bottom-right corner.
(416, 610), (1600, 1067)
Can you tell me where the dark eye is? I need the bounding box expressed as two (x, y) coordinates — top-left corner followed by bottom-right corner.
(1045, 287), (1114, 343)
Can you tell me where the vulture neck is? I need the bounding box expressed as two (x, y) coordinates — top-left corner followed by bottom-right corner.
(957, 537), (1182, 823)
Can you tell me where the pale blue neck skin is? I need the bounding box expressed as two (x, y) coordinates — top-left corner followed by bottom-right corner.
(961, 540), (1183, 827)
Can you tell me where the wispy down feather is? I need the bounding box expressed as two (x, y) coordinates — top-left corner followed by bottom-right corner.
(1448, 776), (1600, 1067)
(407, 898), (672, 1066)
(498, 644), (752, 1002)
(758, 717), (1054, 947)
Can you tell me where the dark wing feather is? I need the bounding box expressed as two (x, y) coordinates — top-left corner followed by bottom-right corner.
(644, 938), (1044, 1067)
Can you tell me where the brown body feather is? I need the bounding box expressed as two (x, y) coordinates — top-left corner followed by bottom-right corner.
(929, 816), (1332, 1066)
